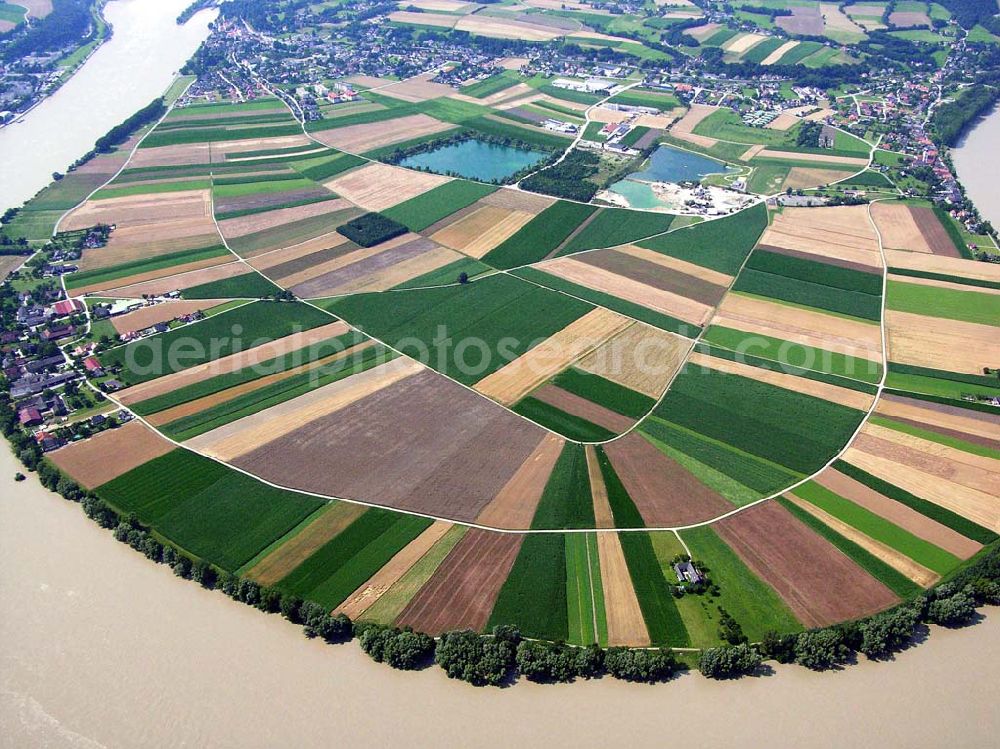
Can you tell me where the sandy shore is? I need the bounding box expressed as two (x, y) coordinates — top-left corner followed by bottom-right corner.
(1, 445), (999, 747)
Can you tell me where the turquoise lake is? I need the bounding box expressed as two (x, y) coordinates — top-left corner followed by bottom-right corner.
(631, 144), (734, 182)
(398, 139), (548, 181)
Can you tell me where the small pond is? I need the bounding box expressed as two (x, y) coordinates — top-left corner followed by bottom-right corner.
(630, 143), (735, 183)
(397, 138), (549, 182)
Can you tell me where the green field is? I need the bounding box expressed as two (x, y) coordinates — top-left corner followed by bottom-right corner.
(97, 449), (324, 572)
(141, 123), (304, 148)
(95, 179), (213, 199)
(606, 88), (681, 110)
(488, 534), (568, 641)
(0, 2), (27, 24)
(618, 532), (689, 646)
(530, 444), (597, 530)
(382, 180), (497, 232)
(512, 396), (617, 441)
(565, 533), (606, 646)
(291, 151), (367, 182)
(181, 270), (282, 300)
(886, 280), (1000, 326)
(559, 208), (675, 254)
(551, 368), (655, 419)
(694, 109), (799, 146)
(64, 245), (232, 292)
(483, 201), (597, 269)
(460, 71), (521, 98)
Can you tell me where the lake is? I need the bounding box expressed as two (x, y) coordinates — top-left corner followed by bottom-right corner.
(398, 138), (548, 182)
(631, 143), (734, 183)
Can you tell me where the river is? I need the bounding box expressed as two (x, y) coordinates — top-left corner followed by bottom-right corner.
(951, 103), (1000, 227)
(0, 0), (217, 212)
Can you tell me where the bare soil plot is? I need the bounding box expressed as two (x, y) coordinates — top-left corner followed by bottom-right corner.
(671, 104), (717, 137)
(227, 369), (547, 522)
(740, 144), (766, 162)
(871, 202), (934, 253)
(110, 300), (230, 335)
(762, 42), (800, 67)
(480, 188), (554, 213)
(886, 310), (1000, 375)
(576, 248), (729, 307)
(246, 502), (367, 586)
(431, 204), (536, 258)
(757, 205), (881, 271)
(714, 293), (882, 361)
(883, 249), (1000, 283)
(820, 3), (865, 34)
(688, 352), (874, 411)
(377, 73), (456, 103)
(764, 111), (801, 130)
(804, 108), (836, 122)
(395, 529), (524, 634)
(715, 500), (899, 628)
(335, 521), (455, 619)
(476, 433), (564, 529)
(910, 206), (961, 257)
(453, 82), (535, 108)
(85, 220), (221, 270)
(63, 189), (212, 231)
(324, 162), (450, 212)
(48, 421), (174, 489)
(588, 106), (623, 125)
(877, 393), (1000, 448)
(210, 135), (314, 163)
(474, 307), (632, 405)
(0, 255), (25, 278)
(604, 433), (733, 526)
(344, 75), (396, 89)
(532, 384), (637, 433)
(583, 445), (615, 529)
(312, 114), (453, 152)
(218, 199), (350, 240)
(188, 357), (424, 460)
(685, 23), (719, 42)
(576, 322), (688, 398)
(617, 243), (734, 287)
(115, 321), (349, 405)
(597, 531), (651, 646)
(889, 11), (930, 28)
(248, 234), (355, 271)
(816, 468), (983, 560)
(72, 254), (234, 297)
(785, 493), (939, 587)
(756, 149), (868, 167)
(263, 239), (396, 288)
(405, 0), (474, 11)
(776, 6), (824, 36)
(102, 261), (248, 299)
(781, 167), (854, 191)
(214, 186), (335, 218)
(540, 256), (715, 327)
(454, 15), (565, 41)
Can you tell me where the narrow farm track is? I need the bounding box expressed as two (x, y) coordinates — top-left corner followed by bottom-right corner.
(50, 75), (905, 538)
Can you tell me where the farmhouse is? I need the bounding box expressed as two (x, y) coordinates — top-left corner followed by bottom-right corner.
(673, 560), (704, 585)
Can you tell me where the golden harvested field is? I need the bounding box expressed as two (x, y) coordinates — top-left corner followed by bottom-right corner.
(48, 421), (174, 489)
(110, 299), (230, 335)
(758, 205), (881, 271)
(312, 114), (453, 152)
(713, 293), (883, 361)
(246, 503), (368, 586)
(597, 532), (651, 646)
(588, 107), (623, 125)
(587, 445), (616, 529)
(475, 433), (564, 529)
(63, 189), (212, 231)
(757, 149), (868, 166)
(780, 167), (854, 191)
(723, 32), (767, 54)
(388, 11), (458, 29)
(248, 234), (354, 270)
(669, 103), (719, 149)
(187, 357), (424, 461)
(687, 352), (874, 411)
(886, 310), (1000, 374)
(784, 493), (939, 587)
(431, 204), (536, 258)
(115, 321), (349, 405)
(474, 308), (633, 404)
(453, 15), (565, 41)
(335, 521), (455, 619)
(740, 144), (766, 162)
(576, 321), (688, 398)
(883, 249), (1000, 283)
(323, 246), (462, 294)
(762, 42), (799, 67)
(378, 73), (456, 103)
(71, 254), (235, 296)
(324, 162), (450, 212)
(871, 202), (934, 253)
(86, 220), (220, 270)
(539, 256), (715, 327)
(481, 188), (553, 213)
(0, 255), (25, 278)
(101, 261), (249, 299)
(219, 199), (350, 240)
(821, 2), (865, 33)
(875, 395), (1000, 445)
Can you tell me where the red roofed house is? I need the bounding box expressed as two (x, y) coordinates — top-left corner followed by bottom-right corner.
(83, 356), (104, 375)
(18, 407), (43, 427)
(51, 299), (83, 317)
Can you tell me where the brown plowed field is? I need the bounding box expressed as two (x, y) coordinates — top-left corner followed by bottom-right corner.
(815, 468), (982, 559)
(246, 502), (368, 586)
(670, 104), (719, 149)
(576, 322), (688, 398)
(431, 205), (536, 258)
(218, 199), (349, 240)
(532, 385), (636, 433)
(540, 256), (714, 327)
(604, 433), (732, 526)
(312, 114), (453, 152)
(577, 248), (729, 306)
(877, 393), (1000, 448)
(715, 501), (899, 628)
(886, 310), (1000, 374)
(474, 307), (631, 405)
(597, 532), (650, 646)
(324, 162), (450, 212)
(249, 235), (356, 274)
(63, 189), (212, 230)
(229, 368), (547, 522)
(115, 321), (349, 405)
(910, 206), (962, 257)
(394, 529), (524, 634)
(476, 433), (564, 529)
(102, 262), (249, 299)
(110, 299), (231, 334)
(335, 521), (455, 619)
(453, 15), (564, 41)
(758, 205), (881, 271)
(871, 202), (933, 253)
(48, 421), (174, 489)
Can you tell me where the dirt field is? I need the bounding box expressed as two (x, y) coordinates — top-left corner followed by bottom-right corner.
(312, 114), (453, 152)
(48, 421), (174, 489)
(453, 15), (565, 41)
(64, 189), (212, 231)
(377, 73), (456, 103)
(19, 0), (52, 17)
(714, 293), (883, 361)
(115, 321), (349, 405)
(883, 249), (1000, 283)
(576, 322), (688, 398)
(871, 202), (934, 253)
(128, 136), (313, 169)
(815, 468), (982, 560)
(246, 503), (368, 586)
(227, 369), (546, 522)
(685, 23), (719, 42)
(474, 307), (632, 405)
(687, 352), (874, 411)
(576, 248), (730, 307)
(888, 10), (930, 28)
(480, 188), (554, 213)
(876, 393), (1000, 448)
(394, 529), (524, 634)
(335, 521), (455, 619)
(909, 206), (961, 257)
(0, 255), (26, 278)
(188, 357), (423, 459)
(324, 162), (450, 212)
(102, 261), (249, 299)
(715, 500), (899, 628)
(540, 256), (714, 328)
(297, 245), (461, 295)
(780, 167), (854, 191)
(597, 531), (651, 646)
(219, 199), (350, 240)
(617, 243), (733, 286)
(249, 234), (355, 271)
(587, 445), (615, 529)
(785, 493), (939, 587)
(431, 204), (536, 258)
(388, 11), (458, 29)
(761, 42), (799, 67)
(740, 144), (766, 162)
(758, 205), (881, 271)
(821, 2), (865, 33)
(85, 220), (221, 270)
(532, 385), (637, 433)
(886, 310), (1000, 374)
(604, 433), (733, 526)
(756, 150), (868, 167)
(476, 433), (564, 529)
(776, 6), (824, 35)
(110, 299), (230, 335)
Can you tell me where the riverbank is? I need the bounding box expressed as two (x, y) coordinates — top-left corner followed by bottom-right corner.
(1, 443), (998, 747)
(951, 101), (1000, 229)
